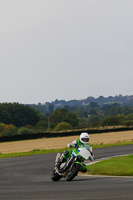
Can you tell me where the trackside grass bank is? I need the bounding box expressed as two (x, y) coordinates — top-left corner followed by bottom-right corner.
(87, 154), (133, 176)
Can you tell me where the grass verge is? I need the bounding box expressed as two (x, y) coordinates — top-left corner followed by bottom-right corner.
(92, 141), (133, 148)
(0, 141), (133, 158)
(87, 154), (133, 176)
(0, 148), (68, 158)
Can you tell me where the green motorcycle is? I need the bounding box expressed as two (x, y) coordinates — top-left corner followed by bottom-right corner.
(51, 146), (91, 181)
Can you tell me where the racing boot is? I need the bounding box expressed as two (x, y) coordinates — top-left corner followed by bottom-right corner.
(55, 150), (69, 170)
(56, 154), (66, 168)
(80, 164), (87, 173)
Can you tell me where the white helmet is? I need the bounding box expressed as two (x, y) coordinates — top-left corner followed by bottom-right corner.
(80, 132), (89, 144)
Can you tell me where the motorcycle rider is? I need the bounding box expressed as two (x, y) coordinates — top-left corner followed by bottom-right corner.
(55, 132), (94, 173)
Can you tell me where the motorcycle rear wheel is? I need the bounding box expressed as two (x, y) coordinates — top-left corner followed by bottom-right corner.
(66, 163), (81, 181)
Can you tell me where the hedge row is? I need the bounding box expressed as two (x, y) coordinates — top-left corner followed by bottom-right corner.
(0, 127), (133, 143)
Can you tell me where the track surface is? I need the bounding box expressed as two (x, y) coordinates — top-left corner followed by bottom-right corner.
(0, 145), (133, 200)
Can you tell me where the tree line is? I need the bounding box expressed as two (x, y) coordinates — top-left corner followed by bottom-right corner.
(29, 94), (133, 111)
(0, 102), (133, 137)
(29, 101), (133, 128)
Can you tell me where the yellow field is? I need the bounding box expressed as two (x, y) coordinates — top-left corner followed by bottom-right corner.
(0, 130), (133, 154)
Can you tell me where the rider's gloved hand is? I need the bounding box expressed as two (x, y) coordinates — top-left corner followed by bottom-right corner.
(89, 155), (94, 161)
(67, 143), (71, 148)
(67, 140), (77, 148)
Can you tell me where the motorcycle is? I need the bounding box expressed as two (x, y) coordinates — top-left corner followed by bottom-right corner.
(51, 146), (92, 181)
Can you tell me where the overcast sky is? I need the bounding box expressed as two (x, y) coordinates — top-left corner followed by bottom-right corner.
(0, 0), (133, 104)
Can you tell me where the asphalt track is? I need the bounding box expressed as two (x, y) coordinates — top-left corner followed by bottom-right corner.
(0, 145), (133, 200)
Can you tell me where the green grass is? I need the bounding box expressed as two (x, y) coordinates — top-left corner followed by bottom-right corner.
(92, 141), (133, 148)
(87, 154), (133, 176)
(0, 148), (68, 158)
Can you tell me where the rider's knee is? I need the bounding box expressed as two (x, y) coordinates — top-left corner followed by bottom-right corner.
(62, 150), (69, 160)
(64, 150), (69, 156)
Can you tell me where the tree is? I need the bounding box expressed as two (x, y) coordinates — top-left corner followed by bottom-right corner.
(65, 113), (79, 128)
(59, 108), (69, 117)
(48, 104), (54, 114)
(0, 105), (11, 124)
(121, 106), (133, 115)
(89, 116), (100, 124)
(35, 120), (48, 131)
(0, 103), (39, 127)
(124, 113), (133, 120)
(89, 102), (99, 108)
(75, 110), (88, 118)
(49, 109), (63, 126)
(104, 103), (121, 116)
(28, 103), (48, 115)
(88, 109), (98, 116)
(100, 116), (121, 127)
(17, 127), (34, 135)
(35, 110), (47, 121)
(1, 124), (18, 136)
(54, 122), (72, 131)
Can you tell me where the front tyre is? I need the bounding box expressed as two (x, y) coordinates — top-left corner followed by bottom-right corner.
(51, 169), (62, 181)
(66, 163), (81, 181)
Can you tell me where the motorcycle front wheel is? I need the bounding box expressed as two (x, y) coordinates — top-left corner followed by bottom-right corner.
(66, 163), (81, 181)
(51, 169), (62, 181)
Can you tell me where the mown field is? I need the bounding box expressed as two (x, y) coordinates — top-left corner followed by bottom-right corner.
(0, 130), (133, 154)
